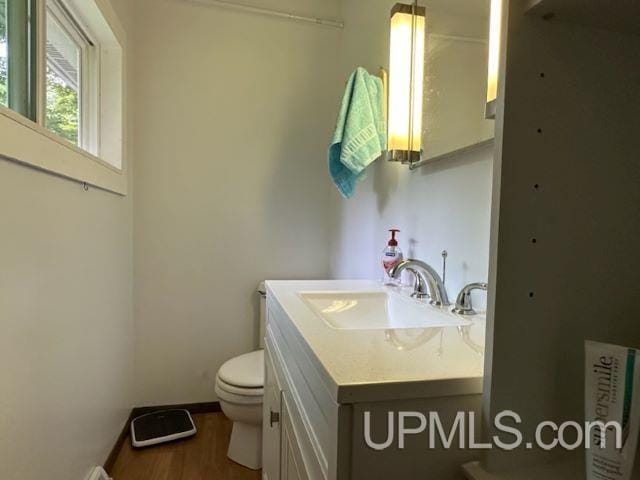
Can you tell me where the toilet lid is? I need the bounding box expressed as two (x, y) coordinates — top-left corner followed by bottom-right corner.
(218, 349), (264, 388)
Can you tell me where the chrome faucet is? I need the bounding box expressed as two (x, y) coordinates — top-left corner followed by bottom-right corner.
(452, 282), (487, 315)
(388, 259), (450, 306)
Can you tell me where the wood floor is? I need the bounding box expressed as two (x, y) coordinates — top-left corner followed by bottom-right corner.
(110, 413), (261, 480)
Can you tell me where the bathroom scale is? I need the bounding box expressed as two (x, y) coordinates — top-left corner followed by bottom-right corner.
(130, 409), (197, 448)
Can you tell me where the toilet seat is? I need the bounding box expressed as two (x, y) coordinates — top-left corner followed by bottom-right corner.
(215, 349), (264, 405)
(218, 349), (264, 388)
(216, 376), (264, 396)
(215, 377), (263, 404)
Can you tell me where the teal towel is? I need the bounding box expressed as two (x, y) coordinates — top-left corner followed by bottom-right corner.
(329, 67), (386, 198)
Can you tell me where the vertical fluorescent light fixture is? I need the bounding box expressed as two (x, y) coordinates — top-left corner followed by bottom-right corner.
(485, 0), (503, 119)
(387, 2), (426, 164)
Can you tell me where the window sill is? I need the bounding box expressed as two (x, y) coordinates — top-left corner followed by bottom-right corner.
(0, 105), (126, 195)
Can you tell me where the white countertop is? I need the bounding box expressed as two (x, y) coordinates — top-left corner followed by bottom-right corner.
(266, 280), (486, 403)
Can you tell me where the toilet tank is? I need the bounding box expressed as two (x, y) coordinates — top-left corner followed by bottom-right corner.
(258, 282), (266, 348)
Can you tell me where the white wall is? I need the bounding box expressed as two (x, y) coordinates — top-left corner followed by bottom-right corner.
(0, 1), (134, 478)
(330, 0), (494, 307)
(132, 0), (342, 405)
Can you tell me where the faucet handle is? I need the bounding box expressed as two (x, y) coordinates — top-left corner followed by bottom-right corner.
(452, 282), (488, 315)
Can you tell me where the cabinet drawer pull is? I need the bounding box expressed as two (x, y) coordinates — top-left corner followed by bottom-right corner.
(270, 409), (280, 427)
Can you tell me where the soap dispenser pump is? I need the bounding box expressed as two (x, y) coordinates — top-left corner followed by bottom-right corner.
(382, 229), (404, 285)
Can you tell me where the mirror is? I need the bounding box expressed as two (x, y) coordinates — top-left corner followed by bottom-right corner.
(421, 0), (494, 162)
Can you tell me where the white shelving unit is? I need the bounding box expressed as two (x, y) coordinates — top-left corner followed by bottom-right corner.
(473, 0), (640, 477)
(524, 0), (640, 35)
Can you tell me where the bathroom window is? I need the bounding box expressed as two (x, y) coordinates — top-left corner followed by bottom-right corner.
(0, 0), (125, 193)
(45, 0), (90, 148)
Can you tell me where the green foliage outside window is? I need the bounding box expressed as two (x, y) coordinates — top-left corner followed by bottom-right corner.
(0, 55), (5, 107)
(45, 67), (79, 145)
(0, 0), (7, 106)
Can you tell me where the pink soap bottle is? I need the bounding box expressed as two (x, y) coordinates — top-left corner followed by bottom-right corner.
(382, 229), (403, 285)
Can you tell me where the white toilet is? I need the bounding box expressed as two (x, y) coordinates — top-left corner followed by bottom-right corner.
(214, 284), (266, 470)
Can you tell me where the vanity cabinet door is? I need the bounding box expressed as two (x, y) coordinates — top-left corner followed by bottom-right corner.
(280, 394), (310, 480)
(263, 348), (282, 480)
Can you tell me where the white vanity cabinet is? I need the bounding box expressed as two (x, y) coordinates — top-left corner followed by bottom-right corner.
(263, 281), (485, 480)
(263, 318), (328, 480)
(280, 394), (311, 480)
(263, 337), (323, 480)
(262, 347), (282, 480)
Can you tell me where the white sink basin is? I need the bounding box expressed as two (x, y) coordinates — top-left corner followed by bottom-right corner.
(298, 289), (470, 330)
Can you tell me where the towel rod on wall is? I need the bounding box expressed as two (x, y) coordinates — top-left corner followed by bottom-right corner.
(179, 0), (345, 29)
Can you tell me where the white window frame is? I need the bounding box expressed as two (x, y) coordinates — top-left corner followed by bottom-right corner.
(0, 0), (126, 195)
(45, 0), (99, 153)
